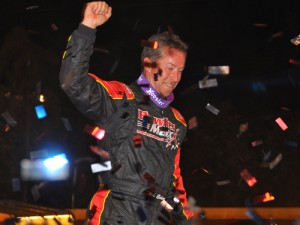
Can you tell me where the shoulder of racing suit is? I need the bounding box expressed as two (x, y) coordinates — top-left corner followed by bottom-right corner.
(171, 107), (187, 127)
(88, 73), (135, 100)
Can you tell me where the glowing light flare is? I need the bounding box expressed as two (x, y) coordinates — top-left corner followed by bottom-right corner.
(275, 117), (288, 131)
(43, 154), (68, 171)
(240, 169), (257, 187)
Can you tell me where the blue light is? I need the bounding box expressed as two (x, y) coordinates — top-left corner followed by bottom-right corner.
(35, 105), (47, 119)
(43, 154), (68, 171)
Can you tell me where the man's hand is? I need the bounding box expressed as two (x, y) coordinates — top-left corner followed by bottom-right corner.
(81, 1), (112, 29)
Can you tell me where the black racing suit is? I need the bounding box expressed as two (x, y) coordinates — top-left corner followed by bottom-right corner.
(59, 24), (194, 225)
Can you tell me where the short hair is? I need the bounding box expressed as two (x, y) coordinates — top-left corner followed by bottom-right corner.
(141, 31), (188, 69)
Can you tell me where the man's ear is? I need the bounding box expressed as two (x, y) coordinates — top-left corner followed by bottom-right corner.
(143, 57), (156, 72)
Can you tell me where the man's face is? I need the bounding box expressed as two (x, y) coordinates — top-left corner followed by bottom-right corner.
(144, 47), (186, 98)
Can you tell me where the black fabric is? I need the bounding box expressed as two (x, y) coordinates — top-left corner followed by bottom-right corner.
(60, 23), (191, 225)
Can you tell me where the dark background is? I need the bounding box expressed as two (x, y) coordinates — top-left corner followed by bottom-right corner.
(0, 0), (300, 209)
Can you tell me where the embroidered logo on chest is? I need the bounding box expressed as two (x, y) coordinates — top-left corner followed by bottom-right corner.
(136, 109), (179, 150)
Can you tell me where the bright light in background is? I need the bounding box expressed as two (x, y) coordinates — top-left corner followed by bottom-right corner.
(21, 153), (70, 181)
(43, 154), (68, 171)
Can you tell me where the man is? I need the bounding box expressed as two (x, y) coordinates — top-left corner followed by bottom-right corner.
(59, 1), (194, 224)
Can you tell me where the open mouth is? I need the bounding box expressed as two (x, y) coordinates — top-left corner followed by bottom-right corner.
(163, 82), (175, 89)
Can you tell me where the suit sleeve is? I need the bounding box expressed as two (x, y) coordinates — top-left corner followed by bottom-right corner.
(168, 148), (194, 225)
(59, 24), (116, 121)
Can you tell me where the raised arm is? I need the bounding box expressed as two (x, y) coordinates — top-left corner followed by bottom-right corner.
(59, 2), (113, 121)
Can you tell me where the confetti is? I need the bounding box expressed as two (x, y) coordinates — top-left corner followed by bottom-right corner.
(36, 81), (41, 96)
(199, 78), (218, 89)
(245, 210), (266, 225)
(141, 40), (159, 49)
(199, 210), (206, 220)
(12, 178), (21, 192)
(192, 167), (210, 175)
(136, 207), (147, 222)
(291, 34), (300, 45)
(38, 95), (45, 103)
(1, 111), (17, 127)
(140, 95), (150, 105)
(208, 66), (230, 75)
(61, 117), (72, 131)
(216, 179), (231, 186)
(275, 117), (288, 131)
(270, 31), (284, 39)
(111, 161), (122, 175)
(251, 140), (263, 147)
(133, 135), (142, 147)
(188, 116), (198, 130)
(31, 182), (46, 201)
(284, 140), (298, 148)
(30, 149), (48, 159)
(4, 124), (11, 132)
(4, 91), (11, 98)
(253, 192), (275, 204)
(205, 103), (220, 115)
(289, 58), (300, 66)
(143, 172), (155, 183)
(236, 122), (248, 137)
(50, 23), (59, 31)
(90, 161), (112, 173)
(262, 150), (272, 162)
(240, 169), (257, 187)
(26, 5), (39, 10)
(90, 145), (110, 159)
(34, 105), (47, 119)
(83, 124), (106, 140)
(253, 23), (268, 27)
(269, 153), (282, 170)
(239, 122), (248, 133)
